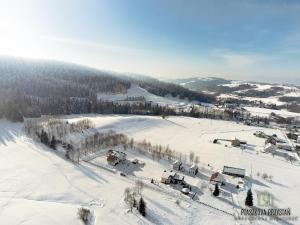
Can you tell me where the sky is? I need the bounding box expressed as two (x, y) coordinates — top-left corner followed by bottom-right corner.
(0, 0), (300, 84)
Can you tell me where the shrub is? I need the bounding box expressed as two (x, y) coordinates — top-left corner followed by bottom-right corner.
(77, 207), (91, 224)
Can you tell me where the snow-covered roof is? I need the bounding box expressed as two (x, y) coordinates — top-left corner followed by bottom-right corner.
(161, 171), (176, 179)
(173, 160), (182, 166)
(223, 166), (245, 177)
(190, 164), (198, 169)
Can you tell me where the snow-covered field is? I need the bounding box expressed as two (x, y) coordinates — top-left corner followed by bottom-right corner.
(244, 106), (300, 118)
(1, 115), (300, 225)
(97, 84), (197, 107)
(218, 81), (300, 107)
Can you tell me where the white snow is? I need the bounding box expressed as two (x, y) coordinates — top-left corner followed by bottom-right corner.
(244, 106), (300, 118)
(97, 84), (197, 107)
(220, 81), (241, 88)
(1, 115), (300, 225)
(180, 80), (196, 86)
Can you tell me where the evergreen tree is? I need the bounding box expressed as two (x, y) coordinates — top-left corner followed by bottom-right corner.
(50, 136), (56, 150)
(40, 130), (49, 145)
(138, 197), (146, 217)
(213, 183), (220, 196)
(245, 189), (253, 207)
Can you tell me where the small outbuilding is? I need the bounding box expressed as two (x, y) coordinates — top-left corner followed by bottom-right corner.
(173, 160), (183, 171)
(189, 165), (198, 175)
(223, 166), (245, 178)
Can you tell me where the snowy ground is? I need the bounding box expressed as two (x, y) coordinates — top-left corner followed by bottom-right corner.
(243, 107), (300, 118)
(218, 81), (300, 107)
(97, 84), (197, 107)
(1, 116), (300, 225)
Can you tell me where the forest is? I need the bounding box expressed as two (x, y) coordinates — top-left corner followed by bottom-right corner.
(0, 57), (214, 121)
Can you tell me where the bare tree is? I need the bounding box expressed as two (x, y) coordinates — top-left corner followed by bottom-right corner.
(189, 151), (195, 164)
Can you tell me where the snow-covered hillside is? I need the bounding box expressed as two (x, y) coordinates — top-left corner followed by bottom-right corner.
(1, 115), (300, 224)
(97, 84), (197, 107)
(0, 119), (237, 225)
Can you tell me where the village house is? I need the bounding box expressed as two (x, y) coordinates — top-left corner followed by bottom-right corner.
(106, 150), (126, 166)
(172, 160), (183, 171)
(161, 171), (185, 185)
(222, 166), (245, 178)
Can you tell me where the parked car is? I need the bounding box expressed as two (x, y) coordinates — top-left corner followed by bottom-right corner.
(181, 188), (190, 195)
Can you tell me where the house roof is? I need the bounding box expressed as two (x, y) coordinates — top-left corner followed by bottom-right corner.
(190, 165), (198, 169)
(173, 173), (184, 181)
(161, 171), (176, 179)
(173, 160), (182, 166)
(223, 166), (245, 176)
(210, 172), (219, 181)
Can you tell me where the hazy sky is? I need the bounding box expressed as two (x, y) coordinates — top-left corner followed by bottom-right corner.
(0, 0), (300, 83)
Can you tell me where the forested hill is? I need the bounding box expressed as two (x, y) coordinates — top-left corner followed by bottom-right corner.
(0, 57), (214, 121)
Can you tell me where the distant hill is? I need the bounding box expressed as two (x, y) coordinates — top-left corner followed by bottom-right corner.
(167, 77), (232, 92)
(168, 76), (300, 111)
(0, 57), (214, 101)
(0, 57), (215, 121)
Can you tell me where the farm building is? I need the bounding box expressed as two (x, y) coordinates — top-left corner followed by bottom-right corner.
(106, 150), (126, 166)
(173, 160), (183, 171)
(189, 165), (198, 175)
(210, 172), (225, 185)
(264, 143), (276, 153)
(161, 171), (185, 185)
(223, 166), (245, 178)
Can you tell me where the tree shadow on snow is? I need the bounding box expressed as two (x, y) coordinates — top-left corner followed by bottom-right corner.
(0, 122), (22, 146)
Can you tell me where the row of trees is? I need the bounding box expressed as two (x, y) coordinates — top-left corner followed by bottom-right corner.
(25, 117), (203, 168)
